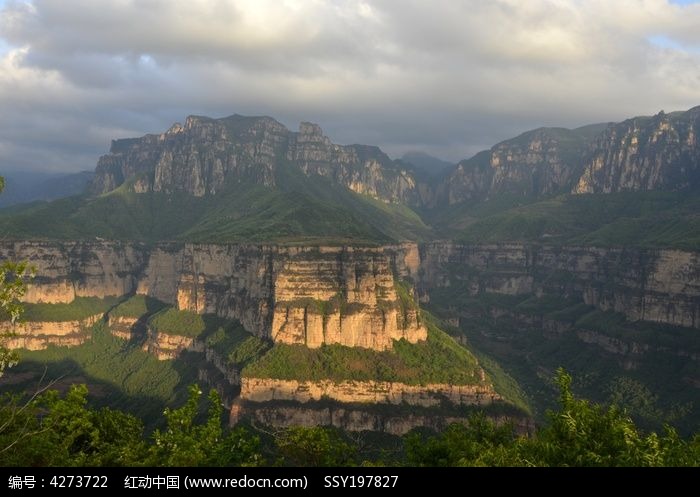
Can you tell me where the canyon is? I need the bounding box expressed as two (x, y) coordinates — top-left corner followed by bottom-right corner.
(2, 105), (700, 433)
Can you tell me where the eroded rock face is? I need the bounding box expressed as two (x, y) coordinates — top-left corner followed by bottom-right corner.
(230, 403), (531, 436)
(0, 314), (102, 350)
(269, 246), (426, 350)
(440, 107), (700, 203)
(240, 377), (499, 407)
(417, 243), (700, 329)
(438, 127), (597, 204)
(87, 106), (700, 209)
(0, 242), (427, 351)
(89, 116), (420, 204)
(575, 108), (700, 194)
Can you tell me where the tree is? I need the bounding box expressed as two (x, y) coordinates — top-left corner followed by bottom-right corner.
(276, 426), (356, 466)
(519, 368), (699, 467)
(148, 384), (262, 466)
(0, 384), (146, 466)
(0, 176), (34, 378)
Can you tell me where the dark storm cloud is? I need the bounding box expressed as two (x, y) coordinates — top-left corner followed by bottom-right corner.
(1, 0), (700, 172)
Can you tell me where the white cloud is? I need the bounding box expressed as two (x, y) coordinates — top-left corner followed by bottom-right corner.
(0, 0), (699, 172)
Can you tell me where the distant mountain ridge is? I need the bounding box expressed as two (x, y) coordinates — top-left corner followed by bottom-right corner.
(87, 106), (700, 210)
(89, 115), (422, 205)
(0, 170), (93, 208)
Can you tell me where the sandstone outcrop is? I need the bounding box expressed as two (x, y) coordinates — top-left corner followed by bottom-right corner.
(0, 314), (102, 350)
(241, 377), (499, 407)
(0, 241), (427, 351)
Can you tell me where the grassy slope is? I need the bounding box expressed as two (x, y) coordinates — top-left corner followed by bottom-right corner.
(245, 317), (487, 387)
(109, 294), (167, 319)
(447, 191), (700, 250)
(426, 291), (700, 435)
(0, 170), (430, 245)
(23, 297), (121, 322)
(148, 307), (206, 337)
(10, 322), (199, 422)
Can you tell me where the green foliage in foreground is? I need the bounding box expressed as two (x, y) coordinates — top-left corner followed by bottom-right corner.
(0, 384), (260, 467)
(407, 370), (700, 467)
(15, 324), (196, 419)
(23, 296), (120, 322)
(243, 321), (484, 386)
(1, 369), (699, 466)
(0, 260), (34, 378)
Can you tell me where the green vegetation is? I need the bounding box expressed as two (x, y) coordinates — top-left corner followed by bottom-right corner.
(0, 383), (260, 467)
(452, 191), (700, 250)
(244, 318), (486, 387)
(0, 259), (33, 379)
(0, 171), (431, 245)
(148, 307), (206, 337)
(109, 294), (167, 319)
(23, 296), (120, 322)
(202, 320), (270, 369)
(0, 175), (34, 379)
(2, 370), (699, 466)
(404, 370), (700, 467)
(12, 323), (198, 420)
(427, 290), (700, 434)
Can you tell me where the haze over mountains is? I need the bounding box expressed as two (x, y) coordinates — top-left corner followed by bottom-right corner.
(0, 170), (93, 208)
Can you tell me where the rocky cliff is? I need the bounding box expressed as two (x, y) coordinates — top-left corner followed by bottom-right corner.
(241, 377), (498, 407)
(439, 107), (700, 203)
(0, 314), (102, 350)
(416, 243), (700, 329)
(439, 127), (598, 204)
(0, 241), (426, 351)
(81, 105), (700, 214)
(574, 108), (700, 193)
(230, 402), (529, 436)
(89, 115), (420, 204)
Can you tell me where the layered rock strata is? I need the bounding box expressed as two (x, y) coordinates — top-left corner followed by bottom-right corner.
(0, 241), (427, 351)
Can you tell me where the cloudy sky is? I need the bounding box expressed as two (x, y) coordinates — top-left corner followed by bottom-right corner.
(1, 0), (700, 173)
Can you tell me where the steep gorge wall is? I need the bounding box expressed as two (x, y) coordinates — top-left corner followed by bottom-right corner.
(0, 314), (103, 350)
(416, 243), (700, 329)
(0, 241), (426, 350)
(241, 377), (499, 407)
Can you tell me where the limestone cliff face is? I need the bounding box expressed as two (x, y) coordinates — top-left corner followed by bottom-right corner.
(89, 116), (420, 204)
(0, 242), (426, 351)
(438, 127), (598, 204)
(269, 246), (426, 350)
(0, 241), (146, 304)
(3, 240), (697, 339)
(0, 314), (102, 350)
(575, 108), (700, 194)
(417, 243), (700, 329)
(230, 403), (530, 436)
(86, 106), (700, 209)
(441, 106), (700, 203)
(143, 330), (196, 360)
(241, 377), (499, 407)
(106, 315), (141, 340)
